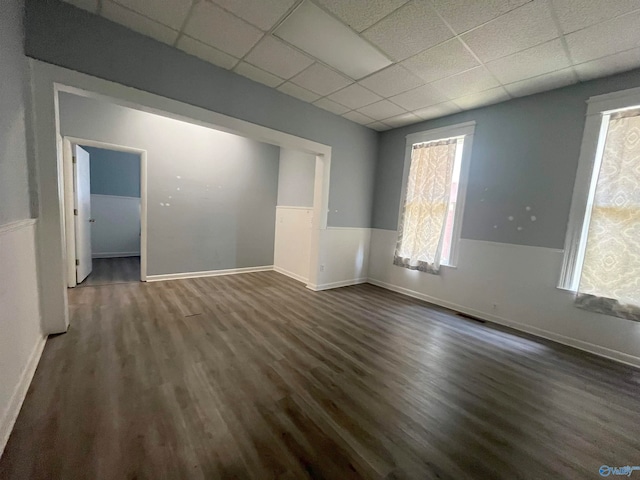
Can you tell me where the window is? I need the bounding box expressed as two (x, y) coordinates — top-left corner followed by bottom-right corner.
(394, 122), (474, 273)
(560, 87), (640, 321)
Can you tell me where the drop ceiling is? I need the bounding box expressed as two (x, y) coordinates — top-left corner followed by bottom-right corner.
(63, 0), (640, 131)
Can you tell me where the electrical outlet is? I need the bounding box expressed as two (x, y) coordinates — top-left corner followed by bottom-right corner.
(492, 303), (498, 310)
(320, 265), (325, 272)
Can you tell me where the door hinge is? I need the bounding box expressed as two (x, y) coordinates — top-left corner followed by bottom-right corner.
(72, 156), (76, 164)
(75, 259), (80, 266)
(74, 208), (78, 216)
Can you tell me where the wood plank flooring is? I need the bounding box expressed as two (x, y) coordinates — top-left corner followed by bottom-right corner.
(78, 256), (140, 287)
(1, 271), (639, 479)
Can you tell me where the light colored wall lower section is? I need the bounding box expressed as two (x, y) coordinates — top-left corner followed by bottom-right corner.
(90, 194), (140, 258)
(274, 207), (313, 283)
(309, 227), (371, 290)
(0, 219), (46, 456)
(368, 228), (640, 367)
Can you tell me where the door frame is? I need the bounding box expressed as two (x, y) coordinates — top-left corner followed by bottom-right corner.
(62, 137), (148, 287)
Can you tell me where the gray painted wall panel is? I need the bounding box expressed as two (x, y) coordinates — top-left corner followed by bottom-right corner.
(373, 69), (640, 249)
(0, 0), (31, 224)
(83, 146), (141, 198)
(59, 93), (280, 275)
(25, 0), (378, 228)
(277, 148), (315, 207)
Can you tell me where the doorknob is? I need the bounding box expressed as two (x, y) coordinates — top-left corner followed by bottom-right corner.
(89, 219), (96, 223)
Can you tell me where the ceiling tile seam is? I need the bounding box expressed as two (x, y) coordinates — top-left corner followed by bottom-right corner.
(424, 1), (514, 100)
(560, 5), (640, 37)
(232, 63), (288, 89)
(349, 0), (410, 34)
(201, 0), (287, 33)
(104, 0), (183, 35)
(173, 0), (198, 48)
(288, 63), (354, 96)
(543, 0), (580, 83)
(572, 44), (640, 70)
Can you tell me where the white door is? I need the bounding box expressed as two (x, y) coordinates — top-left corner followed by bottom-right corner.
(74, 145), (93, 283)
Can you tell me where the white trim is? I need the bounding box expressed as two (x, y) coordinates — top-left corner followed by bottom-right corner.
(397, 121), (476, 268)
(62, 137), (147, 288)
(367, 279), (640, 368)
(92, 252), (140, 259)
(273, 266), (308, 283)
(0, 218), (36, 236)
(276, 205), (313, 210)
(405, 121), (476, 144)
(559, 85), (640, 291)
(30, 59), (332, 334)
(306, 277), (368, 291)
(0, 334), (47, 458)
(146, 265), (274, 282)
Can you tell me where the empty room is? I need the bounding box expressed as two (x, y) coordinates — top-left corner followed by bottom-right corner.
(1, 0), (639, 478)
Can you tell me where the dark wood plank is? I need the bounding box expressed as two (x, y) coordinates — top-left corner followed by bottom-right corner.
(1, 271), (639, 479)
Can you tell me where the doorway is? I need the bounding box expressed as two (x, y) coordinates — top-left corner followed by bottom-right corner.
(62, 138), (148, 288)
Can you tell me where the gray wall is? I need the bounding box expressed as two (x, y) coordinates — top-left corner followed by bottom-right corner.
(59, 92), (280, 275)
(83, 146), (141, 197)
(373, 68), (640, 249)
(277, 148), (316, 207)
(0, 0), (31, 225)
(25, 0), (378, 228)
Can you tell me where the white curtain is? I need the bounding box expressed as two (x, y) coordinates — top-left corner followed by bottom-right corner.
(576, 108), (640, 321)
(394, 138), (458, 274)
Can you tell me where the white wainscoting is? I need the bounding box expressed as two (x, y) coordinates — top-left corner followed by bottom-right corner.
(368, 228), (640, 367)
(274, 206), (313, 283)
(90, 194), (140, 258)
(0, 219), (46, 456)
(308, 227), (371, 291)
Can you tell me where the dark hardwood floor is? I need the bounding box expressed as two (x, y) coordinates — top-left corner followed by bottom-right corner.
(1, 271), (639, 479)
(78, 256), (140, 287)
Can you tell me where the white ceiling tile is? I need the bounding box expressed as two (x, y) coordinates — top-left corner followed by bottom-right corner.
(383, 112), (422, 128)
(244, 36), (314, 79)
(551, 0), (640, 34)
(177, 35), (239, 69)
(367, 121), (392, 131)
(402, 39), (480, 83)
(102, 1), (179, 45)
(389, 84), (447, 110)
(357, 99), (406, 120)
(485, 39), (571, 84)
(413, 102), (462, 120)
(290, 63), (353, 96)
(430, 67), (500, 99)
(210, 0), (296, 31)
(358, 65), (424, 98)
(277, 82), (321, 102)
(431, 0), (531, 34)
(343, 111), (375, 125)
(111, 0), (191, 30)
(574, 47), (640, 81)
(362, 1), (454, 61)
(315, 0), (408, 32)
(565, 10), (640, 64)
(233, 61), (284, 87)
(504, 68), (577, 97)
(327, 84), (382, 109)
(461, 1), (560, 62)
(183, 2), (263, 58)
(63, 0), (98, 13)
(313, 98), (351, 115)
(452, 86), (510, 110)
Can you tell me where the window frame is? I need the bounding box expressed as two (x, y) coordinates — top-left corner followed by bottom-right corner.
(398, 121), (476, 268)
(559, 86), (640, 291)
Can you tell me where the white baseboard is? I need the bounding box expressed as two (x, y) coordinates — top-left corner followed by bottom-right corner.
(0, 334), (47, 458)
(307, 277), (368, 291)
(146, 265), (274, 282)
(367, 278), (640, 369)
(92, 252), (140, 259)
(273, 266), (308, 284)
